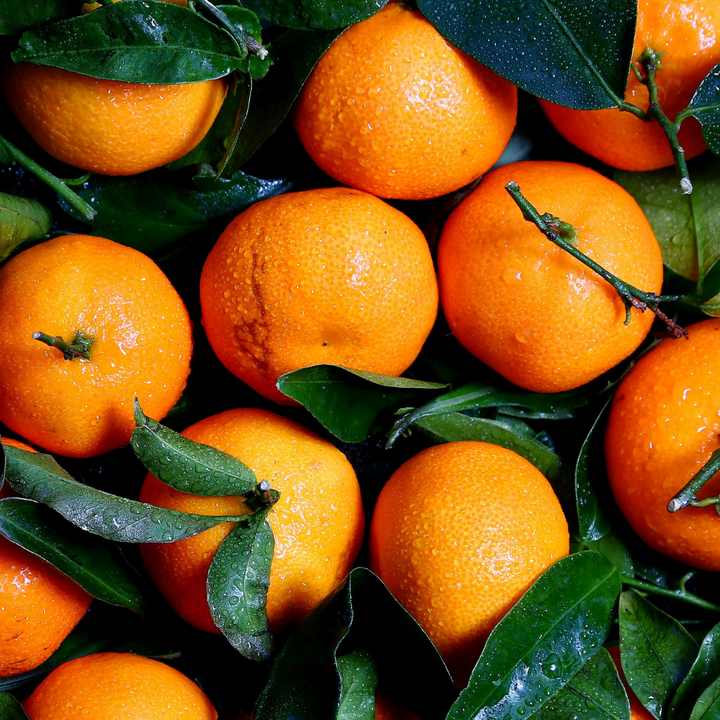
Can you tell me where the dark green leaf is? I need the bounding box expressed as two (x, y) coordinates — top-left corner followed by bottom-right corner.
(4, 446), (244, 543)
(223, 26), (345, 171)
(575, 398), (612, 543)
(533, 648), (631, 720)
(253, 567), (456, 720)
(447, 552), (621, 720)
(0, 692), (29, 719)
(387, 380), (585, 447)
(207, 510), (274, 663)
(58, 169), (292, 259)
(0, 0), (77, 36)
(619, 589), (699, 720)
(337, 650), (378, 720)
(241, 0), (386, 29)
(688, 63), (720, 156)
(217, 5), (271, 79)
(417, 0), (636, 109)
(12, 1), (244, 84)
(0, 497), (147, 614)
(0, 192), (51, 259)
(413, 412), (574, 515)
(690, 675), (720, 720)
(276, 365), (447, 443)
(615, 155), (720, 295)
(132, 399), (256, 496)
(584, 530), (634, 578)
(669, 620), (720, 720)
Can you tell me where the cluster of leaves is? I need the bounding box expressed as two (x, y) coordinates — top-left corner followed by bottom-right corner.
(2, 0), (720, 719)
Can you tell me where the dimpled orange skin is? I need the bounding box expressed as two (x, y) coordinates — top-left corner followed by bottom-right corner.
(22, 652), (218, 720)
(0, 234), (193, 458)
(2, 63), (226, 176)
(605, 318), (720, 571)
(292, 1), (517, 200)
(199, 186), (438, 404)
(369, 441), (569, 686)
(538, 0), (720, 171)
(437, 160), (664, 393)
(139, 407), (365, 636)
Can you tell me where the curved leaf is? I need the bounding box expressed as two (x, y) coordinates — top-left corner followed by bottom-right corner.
(337, 650), (378, 720)
(0, 692), (29, 719)
(448, 552), (621, 720)
(0, 191), (51, 259)
(241, 0), (386, 29)
(132, 399), (256, 497)
(0, 0), (77, 36)
(12, 1), (244, 84)
(4, 446), (243, 543)
(690, 675), (720, 720)
(417, 0), (636, 109)
(207, 509), (274, 663)
(688, 63), (720, 156)
(0, 498), (147, 614)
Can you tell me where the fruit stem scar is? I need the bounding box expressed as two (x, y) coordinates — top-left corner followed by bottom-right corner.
(667, 445), (720, 514)
(242, 479), (280, 513)
(504, 181), (689, 339)
(32, 330), (93, 360)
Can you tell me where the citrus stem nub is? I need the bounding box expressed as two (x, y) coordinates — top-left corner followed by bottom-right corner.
(505, 182), (689, 339)
(243, 480), (280, 513)
(33, 330), (93, 360)
(667, 446), (720, 514)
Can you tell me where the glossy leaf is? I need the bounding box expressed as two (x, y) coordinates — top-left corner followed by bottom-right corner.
(619, 589), (699, 720)
(690, 675), (720, 720)
(669, 620), (720, 720)
(207, 510), (274, 663)
(533, 648), (631, 720)
(387, 380), (585, 447)
(417, 0), (636, 109)
(0, 0), (77, 36)
(132, 400), (256, 497)
(0, 692), (29, 719)
(0, 497), (147, 614)
(337, 650), (378, 720)
(58, 169), (292, 259)
(241, 0), (386, 29)
(615, 155), (720, 296)
(584, 530), (634, 578)
(3, 446), (244, 543)
(448, 552), (621, 720)
(0, 191), (51, 260)
(253, 567), (456, 720)
(276, 365), (447, 443)
(223, 26), (345, 171)
(688, 63), (720, 156)
(12, 1), (244, 84)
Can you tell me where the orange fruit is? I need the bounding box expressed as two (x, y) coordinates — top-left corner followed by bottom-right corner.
(199, 186), (438, 404)
(22, 652), (218, 719)
(437, 160), (664, 393)
(139, 407), (364, 635)
(0, 234), (193, 458)
(292, 0), (517, 200)
(538, 0), (720, 171)
(605, 318), (720, 571)
(369, 441), (569, 686)
(607, 646), (653, 720)
(2, 63), (226, 175)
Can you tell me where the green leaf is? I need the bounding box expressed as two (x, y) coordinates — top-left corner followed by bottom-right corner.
(207, 509), (274, 663)
(0, 0), (77, 36)
(387, 380), (586, 448)
(690, 675), (720, 720)
(0, 692), (29, 719)
(0, 497), (147, 614)
(276, 365), (448, 443)
(447, 552), (621, 720)
(615, 155), (720, 295)
(337, 650), (378, 720)
(532, 648), (631, 720)
(0, 192), (50, 261)
(669, 620), (720, 720)
(58, 169), (292, 259)
(619, 589), (699, 720)
(687, 63), (720, 156)
(12, 1), (244, 84)
(417, 0), (636, 109)
(253, 567), (456, 720)
(584, 530), (634, 578)
(241, 0), (386, 29)
(222, 26), (345, 171)
(131, 399), (256, 497)
(4, 446), (244, 543)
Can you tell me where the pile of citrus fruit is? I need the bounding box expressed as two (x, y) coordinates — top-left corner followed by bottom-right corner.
(1, 0), (720, 718)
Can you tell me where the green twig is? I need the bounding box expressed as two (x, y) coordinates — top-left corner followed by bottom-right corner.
(33, 331), (93, 360)
(623, 575), (720, 614)
(190, 0), (268, 59)
(505, 181), (689, 338)
(667, 447), (720, 514)
(0, 135), (96, 221)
